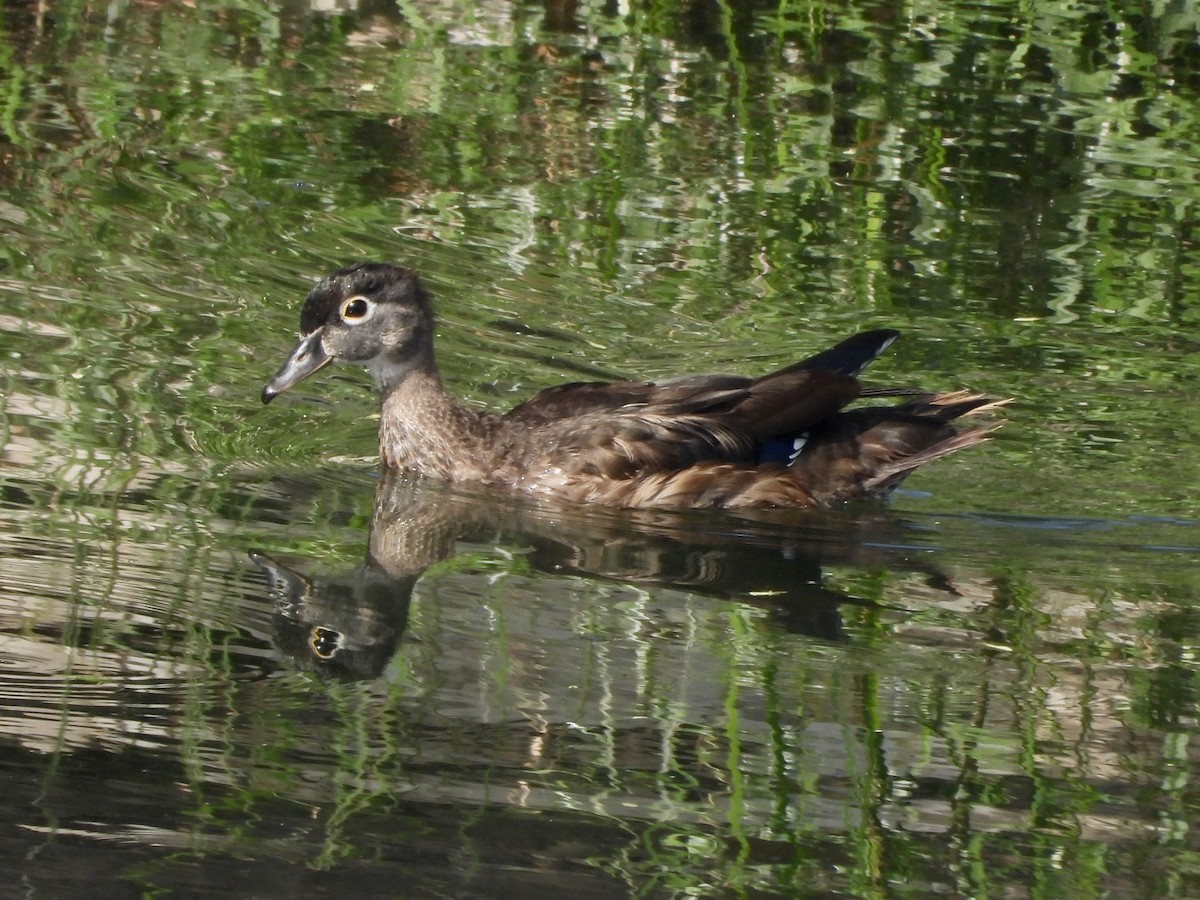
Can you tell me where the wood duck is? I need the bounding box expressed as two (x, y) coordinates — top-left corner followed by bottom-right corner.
(262, 262), (1004, 509)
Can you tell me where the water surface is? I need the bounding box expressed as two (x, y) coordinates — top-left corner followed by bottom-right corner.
(2, 1), (1199, 896)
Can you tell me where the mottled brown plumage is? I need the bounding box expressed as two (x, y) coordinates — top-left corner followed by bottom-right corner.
(263, 262), (1005, 509)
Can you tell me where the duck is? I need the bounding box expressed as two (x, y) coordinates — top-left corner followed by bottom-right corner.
(262, 262), (1004, 509)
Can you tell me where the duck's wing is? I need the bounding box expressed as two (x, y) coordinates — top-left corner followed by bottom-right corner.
(500, 330), (901, 483)
(503, 374), (750, 426)
(502, 370), (860, 480)
(503, 329), (900, 429)
(500, 377), (756, 480)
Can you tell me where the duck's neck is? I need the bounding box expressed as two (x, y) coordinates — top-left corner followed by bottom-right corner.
(375, 355), (490, 479)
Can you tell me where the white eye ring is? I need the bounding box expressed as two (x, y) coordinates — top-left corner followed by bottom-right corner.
(339, 295), (374, 323)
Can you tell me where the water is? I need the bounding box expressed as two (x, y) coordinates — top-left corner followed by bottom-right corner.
(2, 1), (1199, 896)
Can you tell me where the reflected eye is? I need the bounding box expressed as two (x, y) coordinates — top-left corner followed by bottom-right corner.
(340, 296), (372, 321)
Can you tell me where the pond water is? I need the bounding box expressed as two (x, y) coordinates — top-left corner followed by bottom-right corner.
(2, 1), (1199, 896)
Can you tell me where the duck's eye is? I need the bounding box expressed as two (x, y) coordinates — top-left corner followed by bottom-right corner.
(340, 296), (371, 321)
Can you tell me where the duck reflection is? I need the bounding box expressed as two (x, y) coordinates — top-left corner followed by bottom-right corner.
(250, 471), (950, 680)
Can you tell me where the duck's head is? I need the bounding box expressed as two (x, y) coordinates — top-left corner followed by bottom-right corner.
(262, 262), (435, 403)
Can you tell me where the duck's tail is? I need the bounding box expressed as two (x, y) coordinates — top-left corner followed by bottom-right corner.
(784, 392), (1011, 505)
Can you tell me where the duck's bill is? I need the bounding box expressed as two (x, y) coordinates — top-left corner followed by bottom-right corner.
(262, 330), (330, 404)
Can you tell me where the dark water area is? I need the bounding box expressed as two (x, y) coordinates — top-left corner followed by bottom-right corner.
(2, 1), (1199, 897)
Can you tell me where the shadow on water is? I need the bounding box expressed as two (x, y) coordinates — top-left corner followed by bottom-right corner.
(248, 472), (968, 680)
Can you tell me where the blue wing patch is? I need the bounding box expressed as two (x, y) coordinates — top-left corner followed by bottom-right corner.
(757, 433), (809, 466)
